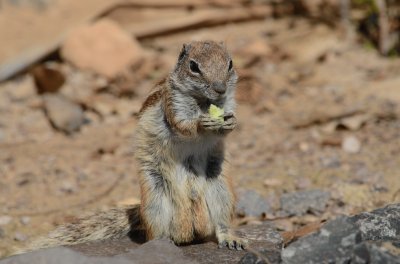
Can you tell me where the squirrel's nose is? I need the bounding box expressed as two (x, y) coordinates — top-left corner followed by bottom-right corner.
(212, 82), (226, 94)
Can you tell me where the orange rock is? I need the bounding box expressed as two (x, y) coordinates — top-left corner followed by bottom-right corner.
(61, 19), (143, 79)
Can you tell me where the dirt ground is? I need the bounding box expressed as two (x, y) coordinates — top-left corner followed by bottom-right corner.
(1, 2), (400, 258)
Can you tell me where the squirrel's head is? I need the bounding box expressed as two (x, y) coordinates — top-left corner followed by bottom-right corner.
(170, 41), (237, 102)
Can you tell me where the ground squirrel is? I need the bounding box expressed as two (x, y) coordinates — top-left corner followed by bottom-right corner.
(22, 40), (247, 253)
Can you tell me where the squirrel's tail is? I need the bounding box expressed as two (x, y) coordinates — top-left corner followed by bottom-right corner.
(16, 204), (142, 254)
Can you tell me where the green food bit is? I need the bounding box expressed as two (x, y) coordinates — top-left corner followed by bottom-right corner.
(209, 104), (224, 122)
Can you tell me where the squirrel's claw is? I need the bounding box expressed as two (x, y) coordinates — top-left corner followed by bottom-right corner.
(217, 233), (248, 250)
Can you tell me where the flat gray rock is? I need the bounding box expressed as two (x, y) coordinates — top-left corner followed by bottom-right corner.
(280, 189), (330, 216)
(236, 189), (273, 217)
(0, 247), (133, 264)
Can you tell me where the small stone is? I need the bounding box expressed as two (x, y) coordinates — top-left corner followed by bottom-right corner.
(342, 135), (361, 154)
(0, 216), (12, 226)
(236, 189), (272, 217)
(352, 203), (400, 241)
(20, 216), (31, 225)
(294, 177), (311, 190)
(31, 64), (65, 94)
(320, 155), (341, 168)
(60, 180), (77, 194)
(340, 114), (369, 131)
(239, 252), (267, 264)
(14, 232), (27, 242)
(263, 178), (283, 187)
(299, 142), (310, 152)
(280, 190), (330, 216)
(61, 19), (143, 79)
(43, 94), (85, 134)
(352, 242), (400, 264)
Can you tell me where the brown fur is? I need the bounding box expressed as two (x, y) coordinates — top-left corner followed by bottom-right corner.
(139, 88), (163, 115)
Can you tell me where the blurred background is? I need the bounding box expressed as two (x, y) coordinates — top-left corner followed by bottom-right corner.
(0, 0), (399, 258)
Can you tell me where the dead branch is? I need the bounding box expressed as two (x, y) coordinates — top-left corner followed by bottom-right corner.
(127, 5), (272, 39)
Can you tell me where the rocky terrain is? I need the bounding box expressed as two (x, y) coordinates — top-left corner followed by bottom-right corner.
(0, 0), (400, 262)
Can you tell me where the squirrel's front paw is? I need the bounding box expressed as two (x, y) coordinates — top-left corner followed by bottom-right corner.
(222, 113), (237, 132)
(218, 233), (248, 250)
(200, 114), (223, 131)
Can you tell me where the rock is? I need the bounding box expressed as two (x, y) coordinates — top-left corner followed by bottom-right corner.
(282, 216), (361, 264)
(281, 203), (400, 264)
(51, 222), (282, 264)
(61, 19), (143, 79)
(351, 242), (400, 264)
(43, 94), (85, 133)
(14, 232), (27, 242)
(31, 64), (65, 94)
(263, 178), (283, 187)
(239, 246), (281, 264)
(294, 177), (311, 190)
(342, 135), (361, 154)
(319, 155), (341, 169)
(5, 204), (399, 263)
(59, 180), (78, 194)
(183, 222), (282, 264)
(280, 190), (330, 216)
(0, 216), (12, 226)
(236, 189), (273, 217)
(352, 203), (400, 241)
(20, 216), (31, 225)
(0, 247), (133, 264)
(340, 114), (370, 131)
(126, 239), (198, 264)
(239, 252), (267, 264)
(3, 239), (197, 264)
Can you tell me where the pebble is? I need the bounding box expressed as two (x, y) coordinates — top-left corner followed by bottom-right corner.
(60, 180), (77, 194)
(14, 232), (27, 242)
(263, 178), (283, 187)
(342, 135), (361, 154)
(0, 216), (12, 226)
(20, 216), (31, 225)
(43, 94), (85, 134)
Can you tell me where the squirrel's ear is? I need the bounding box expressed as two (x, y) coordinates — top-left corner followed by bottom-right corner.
(219, 41), (225, 47)
(178, 43), (190, 63)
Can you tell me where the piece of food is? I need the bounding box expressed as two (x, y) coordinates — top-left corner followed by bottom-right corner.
(209, 104), (224, 122)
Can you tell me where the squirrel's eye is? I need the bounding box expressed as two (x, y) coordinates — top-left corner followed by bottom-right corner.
(189, 60), (201, 74)
(228, 60), (233, 71)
